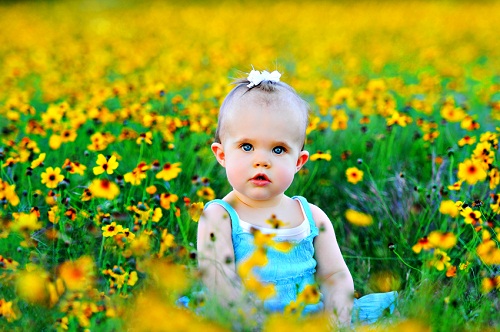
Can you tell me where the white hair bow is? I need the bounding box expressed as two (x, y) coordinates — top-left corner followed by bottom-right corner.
(246, 69), (281, 88)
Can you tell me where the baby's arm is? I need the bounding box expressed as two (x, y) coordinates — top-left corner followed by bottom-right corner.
(197, 204), (243, 306)
(310, 204), (354, 327)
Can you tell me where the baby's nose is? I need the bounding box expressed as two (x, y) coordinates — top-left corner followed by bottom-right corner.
(253, 153), (270, 168)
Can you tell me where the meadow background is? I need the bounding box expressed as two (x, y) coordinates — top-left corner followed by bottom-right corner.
(0, 0), (499, 331)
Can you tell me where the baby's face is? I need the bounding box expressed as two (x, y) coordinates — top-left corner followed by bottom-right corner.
(213, 91), (309, 204)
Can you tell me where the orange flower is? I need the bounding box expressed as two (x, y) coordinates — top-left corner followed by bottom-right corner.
(412, 237), (433, 253)
(58, 256), (95, 291)
(160, 193), (179, 210)
(0, 179), (20, 206)
(482, 276), (500, 293)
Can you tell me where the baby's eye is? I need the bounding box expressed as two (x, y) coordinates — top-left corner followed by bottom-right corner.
(272, 146), (286, 155)
(241, 143), (253, 152)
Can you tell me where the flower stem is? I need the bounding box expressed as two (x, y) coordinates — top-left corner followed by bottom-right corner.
(393, 249), (422, 273)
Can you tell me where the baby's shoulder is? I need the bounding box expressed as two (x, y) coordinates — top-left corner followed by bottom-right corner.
(200, 201), (232, 225)
(304, 201), (332, 228)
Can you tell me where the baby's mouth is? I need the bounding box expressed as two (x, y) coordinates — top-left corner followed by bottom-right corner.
(252, 174), (269, 181)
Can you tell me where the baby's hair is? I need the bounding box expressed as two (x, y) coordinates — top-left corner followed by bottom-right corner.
(214, 77), (310, 144)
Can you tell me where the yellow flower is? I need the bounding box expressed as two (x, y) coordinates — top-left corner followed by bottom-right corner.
(62, 159), (87, 175)
(458, 135), (476, 147)
(412, 237), (433, 254)
(130, 233), (151, 257)
(457, 158), (487, 185)
(0, 179), (20, 206)
(152, 207), (163, 222)
(102, 222), (124, 237)
(124, 162), (149, 186)
(309, 151), (332, 162)
(197, 187), (215, 201)
(489, 168), (499, 190)
(345, 209), (373, 226)
(491, 193), (500, 214)
(93, 154), (119, 175)
(460, 206), (481, 224)
(11, 212), (42, 233)
(346, 167), (364, 184)
(41, 166), (64, 188)
(427, 231), (457, 250)
(481, 276), (500, 293)
(429, 249), (451, 271)
(386, 111), (412, 127)
(89, 179), (120, 200)
(439, 200), (460, 217)
(136, 131), (153, 144)
(447, 180), (463, 191)
(31, 152), (46, 169)
(156, 162), (182, 181)
(440, 105), (466, 122)
(158, 229), (176, 257)
(188, 202), (204, 222)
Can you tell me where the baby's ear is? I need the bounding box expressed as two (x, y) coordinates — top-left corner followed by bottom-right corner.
(211, 143), (226, 167)
(296, 150), (309, 172)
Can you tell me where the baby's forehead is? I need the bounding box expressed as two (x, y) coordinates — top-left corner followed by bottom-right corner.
(227, 87), (306, 116)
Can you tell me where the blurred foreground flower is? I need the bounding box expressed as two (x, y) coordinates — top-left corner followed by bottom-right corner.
(16, 269), (49, 304)
(264, 311), (330, 332)
(58, 256), (95, 291)
(125, 291), (226, 332)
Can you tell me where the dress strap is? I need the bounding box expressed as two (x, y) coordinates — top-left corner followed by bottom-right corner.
(292, 196), (318, 236)
(204, 199), (241, 232)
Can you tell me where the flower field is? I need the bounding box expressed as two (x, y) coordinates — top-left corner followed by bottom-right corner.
(1, 0), (499, 331)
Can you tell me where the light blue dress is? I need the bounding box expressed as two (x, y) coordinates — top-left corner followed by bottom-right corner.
(181, 196), (397, 325)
